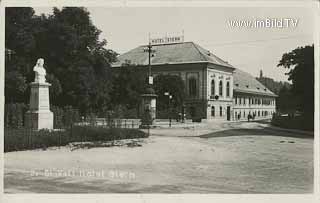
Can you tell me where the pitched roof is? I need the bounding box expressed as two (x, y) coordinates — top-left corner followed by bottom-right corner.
(112, 41), (234, 68)
(233, 69), (277, 97)
(111, 41), (277, 97)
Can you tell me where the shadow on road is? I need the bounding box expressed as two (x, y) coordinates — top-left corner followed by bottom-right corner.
(200, 127), (313, 139)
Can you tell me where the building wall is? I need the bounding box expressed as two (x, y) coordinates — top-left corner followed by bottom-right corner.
(124, 63), (276, 121)
(151, 63), (208, 119)
(233, 92), (276, 121)
(205, 64), (234, 120)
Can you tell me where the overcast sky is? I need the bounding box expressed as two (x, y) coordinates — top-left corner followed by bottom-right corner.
(33, 6), (315, 82)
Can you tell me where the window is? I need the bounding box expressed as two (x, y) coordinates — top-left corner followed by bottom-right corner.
(211, 80), (215, 96)
(239, 97), (242, 105)
(189, 77), (197, 97)
(220, 106), (222, 116)
(211, 106), (215, 117)
(226, 82), (230, 97)
(219, 80), (223, 96)
(235, 97), (237, 105)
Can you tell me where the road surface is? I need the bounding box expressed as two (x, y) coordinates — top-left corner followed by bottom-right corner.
(4, 121), (313, 193)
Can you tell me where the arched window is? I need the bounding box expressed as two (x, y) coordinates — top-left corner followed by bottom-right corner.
(226, 82), (230, 97)
(219, 106), (223, 116)
(211, 79), (215, 96)
(211, 106), (215, 117)
(219, 80), (223, 96)
(189, 77), (197, 97)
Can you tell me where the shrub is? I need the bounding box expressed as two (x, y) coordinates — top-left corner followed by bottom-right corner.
(4, 103), (28, 128)
(4, 128), (69, 152)
(5, 126), (148, 152)
(271, 115), (314, 131)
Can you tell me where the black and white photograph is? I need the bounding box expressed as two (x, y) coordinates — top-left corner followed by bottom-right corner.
(1, 0), (319, 201)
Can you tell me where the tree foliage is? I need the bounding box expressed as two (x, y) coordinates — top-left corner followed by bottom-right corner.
(110, 64), (147, 110)
(153, 74), (186, 111)
(5, 7), (118, 115)
(277, 45), (314, 118)
(276, 85), (296, 114)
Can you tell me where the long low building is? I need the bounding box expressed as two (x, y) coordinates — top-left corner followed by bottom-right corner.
(112, 41), (277, 121)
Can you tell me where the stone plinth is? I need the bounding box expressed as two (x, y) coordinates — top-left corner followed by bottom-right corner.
(25, 82), (53, 130)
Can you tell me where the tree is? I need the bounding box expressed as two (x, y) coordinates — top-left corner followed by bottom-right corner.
(110, 63), (147, 110)
(5, 7), (118, 115)
(277, 45), (314, 119)
(5, 71), (28, 103)
(276, 85), (296, 114)
(153, 74), (186, 111)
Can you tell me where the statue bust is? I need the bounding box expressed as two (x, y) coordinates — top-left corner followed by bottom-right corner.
(33, 58), (46, 83)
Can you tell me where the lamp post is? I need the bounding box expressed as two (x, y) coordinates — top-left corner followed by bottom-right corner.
(164, 92), (173, 127)
(143, 42), (156, 85)
(140, 40), (157, 129)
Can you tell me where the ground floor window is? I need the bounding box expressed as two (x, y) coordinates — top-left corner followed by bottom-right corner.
(220, 106), (222, 116)
(211, 106), (215, 117)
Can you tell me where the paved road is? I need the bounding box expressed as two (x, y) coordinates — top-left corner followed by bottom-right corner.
(4, 122), (313, 193)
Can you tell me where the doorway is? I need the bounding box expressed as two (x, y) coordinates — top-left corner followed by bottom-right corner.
(227, 106), (231, 121)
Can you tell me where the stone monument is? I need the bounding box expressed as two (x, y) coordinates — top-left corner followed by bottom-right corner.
(25, 58), (54, 130)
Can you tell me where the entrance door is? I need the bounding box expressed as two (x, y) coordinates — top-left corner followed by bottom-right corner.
(227, 106), (231, 121)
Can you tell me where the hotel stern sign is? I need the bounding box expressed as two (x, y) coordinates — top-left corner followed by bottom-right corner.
(150, 35), (184, 45)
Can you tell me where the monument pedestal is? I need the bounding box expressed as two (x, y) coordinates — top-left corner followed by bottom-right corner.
(25, 82), (53, 130)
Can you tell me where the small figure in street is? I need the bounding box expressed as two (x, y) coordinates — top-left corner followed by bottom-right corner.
(247, 113), (251, 122)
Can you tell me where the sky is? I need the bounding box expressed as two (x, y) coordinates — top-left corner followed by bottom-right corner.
(33, 6), (315, 82)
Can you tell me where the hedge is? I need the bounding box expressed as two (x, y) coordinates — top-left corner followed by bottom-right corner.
(271, 115), (314, 131)
(5, 126), (148, 152)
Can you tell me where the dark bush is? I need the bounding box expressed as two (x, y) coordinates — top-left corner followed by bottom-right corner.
(4, 128), (69, 152)
(271, 115), (314, 131)
(4, 103), (28, 128)
(5, 126), (148, 152)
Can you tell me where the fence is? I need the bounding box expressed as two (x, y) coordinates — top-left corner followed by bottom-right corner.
(4, 128), (69, 152)
(85, 118), (141, 128)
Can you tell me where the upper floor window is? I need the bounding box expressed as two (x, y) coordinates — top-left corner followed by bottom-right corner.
(219, 80), (223, 96)
(189, 77), (197, 97)
(226, 82), (230, 97)
(211, 79), (215, 96)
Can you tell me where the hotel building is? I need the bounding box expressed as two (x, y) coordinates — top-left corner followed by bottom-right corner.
(112, 41), (277, 121)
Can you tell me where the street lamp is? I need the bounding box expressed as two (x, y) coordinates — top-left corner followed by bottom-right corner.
(143, 43), (156, 85)
(164, 92), (173, 127)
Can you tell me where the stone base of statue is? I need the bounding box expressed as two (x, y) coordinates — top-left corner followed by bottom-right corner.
(25, 82), (53, 130)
